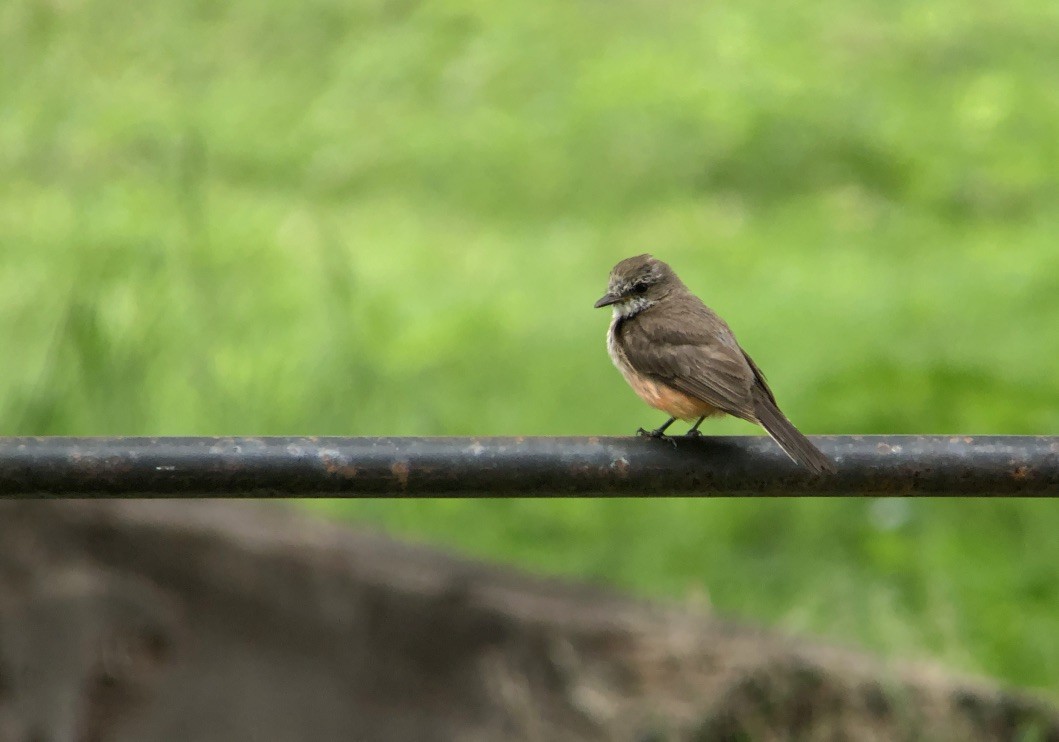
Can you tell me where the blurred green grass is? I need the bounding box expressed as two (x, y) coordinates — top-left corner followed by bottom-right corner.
(3, 0), (1058, 690)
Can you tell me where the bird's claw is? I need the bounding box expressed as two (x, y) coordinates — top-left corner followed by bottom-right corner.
(636, 427), (678, 447)
(683, 429), (703, 438)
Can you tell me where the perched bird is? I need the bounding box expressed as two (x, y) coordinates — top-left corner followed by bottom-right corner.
(594, 254), (835, 474)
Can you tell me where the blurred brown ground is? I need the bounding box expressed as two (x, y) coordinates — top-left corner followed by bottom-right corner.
(0, 501), (1054, 742)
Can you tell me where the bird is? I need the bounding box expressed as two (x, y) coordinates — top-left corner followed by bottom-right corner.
(594, 254), (835, 474)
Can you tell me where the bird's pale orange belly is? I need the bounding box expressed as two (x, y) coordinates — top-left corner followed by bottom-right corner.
(623, 369), (721, 421)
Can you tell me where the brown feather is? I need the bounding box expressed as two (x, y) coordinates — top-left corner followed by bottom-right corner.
(616, 294), (758, 422)
(752, 390), (836, 474)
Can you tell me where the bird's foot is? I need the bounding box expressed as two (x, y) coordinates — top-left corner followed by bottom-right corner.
(636, 427), (678, 447)
(683, 429), (703, 438)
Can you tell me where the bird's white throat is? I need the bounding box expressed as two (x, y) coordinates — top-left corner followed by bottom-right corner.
(612, 296), (652, 319)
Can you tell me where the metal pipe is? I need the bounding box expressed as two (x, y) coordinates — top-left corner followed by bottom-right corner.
(0, 436), (1055, 497)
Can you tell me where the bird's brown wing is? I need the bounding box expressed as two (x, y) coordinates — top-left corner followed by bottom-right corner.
(741, 349), (777, 406)
(618, 299), (758, 421)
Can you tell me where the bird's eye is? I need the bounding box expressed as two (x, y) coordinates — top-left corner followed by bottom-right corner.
(632, 282), (649, 294)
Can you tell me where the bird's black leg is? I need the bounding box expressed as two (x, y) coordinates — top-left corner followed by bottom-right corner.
(684, 416), (707, 437)
(637, 417), (676, 439)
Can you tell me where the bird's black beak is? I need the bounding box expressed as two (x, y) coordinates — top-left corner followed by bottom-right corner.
(594, 292), (620, 308)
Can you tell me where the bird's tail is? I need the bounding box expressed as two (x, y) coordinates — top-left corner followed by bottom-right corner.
(752, 393), (835, 474)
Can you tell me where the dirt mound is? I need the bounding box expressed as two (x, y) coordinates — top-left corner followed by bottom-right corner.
(0, 501), (1054, 741)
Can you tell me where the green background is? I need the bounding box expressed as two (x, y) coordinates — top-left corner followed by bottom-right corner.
(3, 0), (1058, 690)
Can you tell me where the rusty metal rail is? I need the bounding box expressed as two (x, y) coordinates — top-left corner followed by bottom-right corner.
(0, 435), (1056, 497)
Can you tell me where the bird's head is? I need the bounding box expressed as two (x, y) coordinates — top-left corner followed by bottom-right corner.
(593, 254), (681, 318)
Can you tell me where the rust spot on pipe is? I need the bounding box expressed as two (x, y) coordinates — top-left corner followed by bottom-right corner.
(320, 450), (358, 478)
(391, 461), (410, 489)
